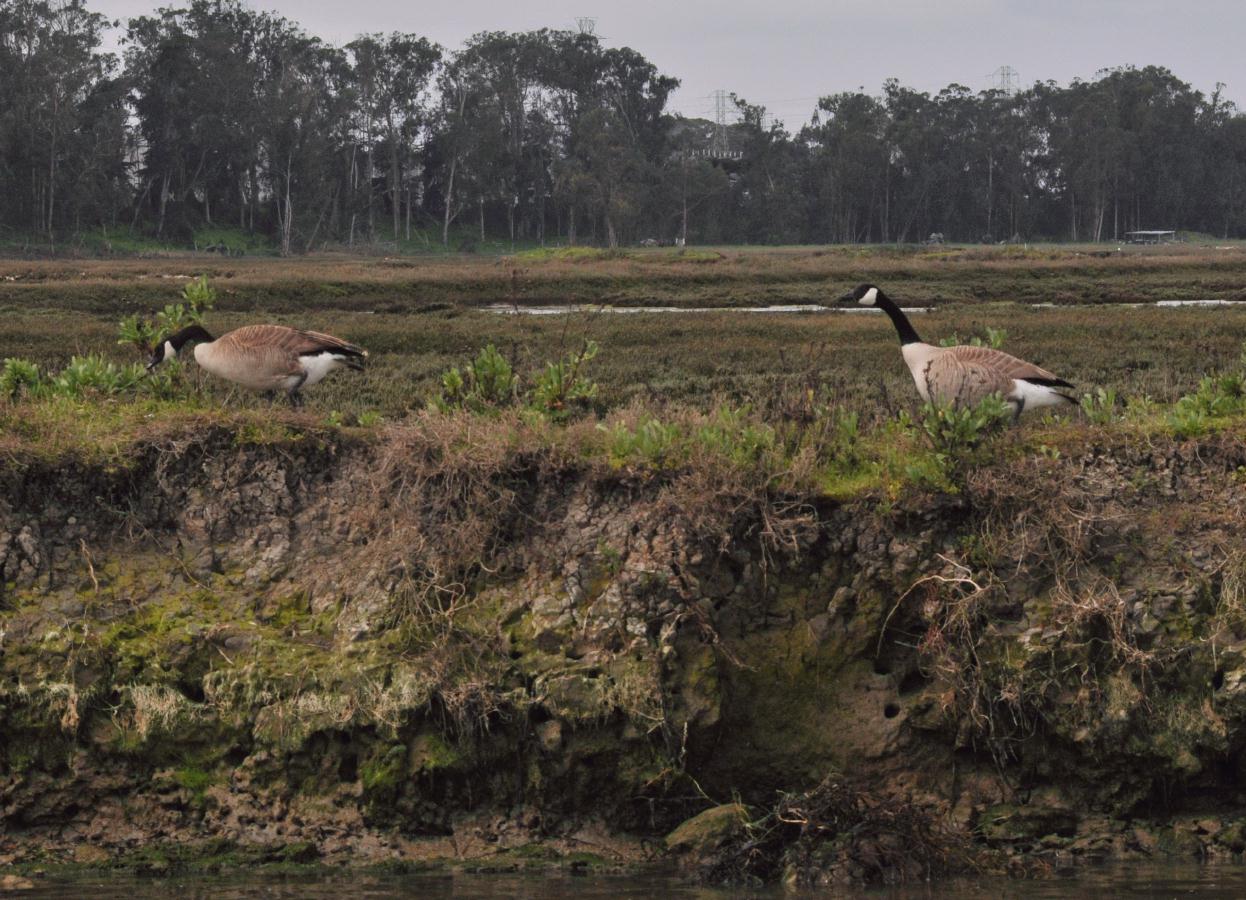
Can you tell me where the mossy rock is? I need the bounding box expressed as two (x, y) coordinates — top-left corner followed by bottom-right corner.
(665, 803), (750, 854)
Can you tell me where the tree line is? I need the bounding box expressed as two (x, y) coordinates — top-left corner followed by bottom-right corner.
(2, 0), (1245, 252)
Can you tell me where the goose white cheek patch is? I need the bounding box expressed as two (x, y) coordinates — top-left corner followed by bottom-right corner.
(860, 287), (878, 305)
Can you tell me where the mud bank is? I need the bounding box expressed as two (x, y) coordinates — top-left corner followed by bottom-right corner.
(4, 416), (1246, 885)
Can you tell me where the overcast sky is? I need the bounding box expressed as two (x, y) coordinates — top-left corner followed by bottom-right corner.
(91, 0), (1246, 126)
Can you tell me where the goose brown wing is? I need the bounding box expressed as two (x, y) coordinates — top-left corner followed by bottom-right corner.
(221, 325), (366, 359)
(291, 329), (367, 359)
(946, 345), (1073, 387)
(923, 353), (1014, 406)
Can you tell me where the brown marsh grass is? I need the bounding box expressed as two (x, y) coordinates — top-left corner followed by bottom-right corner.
(2, 242), (1245, 313)
(3, 244), (1246, 424)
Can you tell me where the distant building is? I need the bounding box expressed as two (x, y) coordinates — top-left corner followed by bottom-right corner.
(1124, 230), (1178, 244)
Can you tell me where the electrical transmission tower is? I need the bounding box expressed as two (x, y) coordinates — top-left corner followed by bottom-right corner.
(711, 89), (732, 157)
(575, 17), (596, 36)
(988, 65), (1019, 95)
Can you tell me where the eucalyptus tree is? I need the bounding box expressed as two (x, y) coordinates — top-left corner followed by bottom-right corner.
(802, 91), (889, 242)
(662, 119), (730, 244)
(124, 0), (275, 236)
(252, 17), (351, 254)
(0, 0), (122, 238)
(346, 32), (439, 241)
(429, 44), (494, 246)
(726, 97), (807, 244)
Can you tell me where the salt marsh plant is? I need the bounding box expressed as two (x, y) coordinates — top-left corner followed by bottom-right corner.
(435, 341), (600, 421)
(118, 274), (217, 355)
(0, 358), (41, 400)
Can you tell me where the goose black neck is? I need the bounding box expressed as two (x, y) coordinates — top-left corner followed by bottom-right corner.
(876, 291), (922, 346)
(167, 325), (215, 350)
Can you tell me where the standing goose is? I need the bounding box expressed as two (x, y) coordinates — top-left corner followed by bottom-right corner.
(146, 324), (367, 406)
(837, 283), (1075, 420)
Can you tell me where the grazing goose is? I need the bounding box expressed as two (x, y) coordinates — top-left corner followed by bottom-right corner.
(146, 324), (366, 406)
(837, 283), (1075, 420)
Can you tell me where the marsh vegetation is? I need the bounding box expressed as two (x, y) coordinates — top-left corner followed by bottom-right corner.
(7, 248), (1246, 886)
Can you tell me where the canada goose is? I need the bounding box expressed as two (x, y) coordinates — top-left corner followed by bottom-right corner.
(837, 284), (1075, 420)
(146, 324), (366, 406)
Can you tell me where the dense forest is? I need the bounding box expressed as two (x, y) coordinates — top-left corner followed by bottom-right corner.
(2, 0), (1246, 252)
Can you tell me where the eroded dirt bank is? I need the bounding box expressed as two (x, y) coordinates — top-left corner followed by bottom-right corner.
(4, 417), (1246, 884)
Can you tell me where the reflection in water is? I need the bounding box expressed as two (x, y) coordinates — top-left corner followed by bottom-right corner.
(16, 864), (1246, 900)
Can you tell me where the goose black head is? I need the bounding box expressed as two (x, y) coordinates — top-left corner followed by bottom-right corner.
(146, 325), (214, 371)
(837, 283), (882, 307)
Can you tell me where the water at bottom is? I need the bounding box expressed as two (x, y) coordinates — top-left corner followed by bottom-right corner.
(14, 863), (1246, 899)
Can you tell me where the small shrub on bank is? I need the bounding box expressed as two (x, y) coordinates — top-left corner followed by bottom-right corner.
(917, 394), (1009, 456)
(435, 341), (600, 421)
(118, 274), (217, 355)
(599, 415), (682, 469)
(435, 344), (518, 412)
(1080, 387), (1120, 424)
(1167, 373), (1246, 438)
(1, 358), (42, 400)
(531, 340), (599, 420)
(51, 355), (147, 399)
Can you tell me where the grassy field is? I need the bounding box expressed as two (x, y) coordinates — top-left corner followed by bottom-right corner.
(2, 242), (1245, 314)
(3, 244), (1246, 427)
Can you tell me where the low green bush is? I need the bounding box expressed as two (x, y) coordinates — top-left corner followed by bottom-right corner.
(0, 358), (42, 399)
(118, 275), (217, 355)
(50, 355), (147, 399)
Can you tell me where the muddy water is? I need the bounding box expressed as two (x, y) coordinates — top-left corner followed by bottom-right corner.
(484, 300), (1245, 314)
(16, 864), (1246, 899)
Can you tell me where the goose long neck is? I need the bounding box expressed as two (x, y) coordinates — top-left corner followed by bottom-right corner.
(168, 325), (215, 352)
(876, 292), (922, 346)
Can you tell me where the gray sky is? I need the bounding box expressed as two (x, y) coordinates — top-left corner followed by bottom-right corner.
(92, 0), (1246, 126)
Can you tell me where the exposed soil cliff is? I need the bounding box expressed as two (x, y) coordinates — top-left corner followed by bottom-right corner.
(4, 415), (1246, 884)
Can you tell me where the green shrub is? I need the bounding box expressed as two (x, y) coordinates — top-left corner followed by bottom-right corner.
(118, 275), (217, 354)
(434, 344), (518, 412)
(1080, 387), (1119, 424)
(918, 395), (1011, 456)
(599, 416), (682, 469)
(906, 395), (1011, 487)
(117, 315), (160, 355)
(1164, 373), (1246, 437)
(1168, 404), (1209, 439)
(0, 358), (42, 399)
(50, 355), (146, 398)
(693, 406), (776, 466)
(531, 341), (599, 420)
(436, 342), (600, 421)
(1174, 374), (1246, 421)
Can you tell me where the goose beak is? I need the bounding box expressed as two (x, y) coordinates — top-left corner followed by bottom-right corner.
(836, 291), (856, 305)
